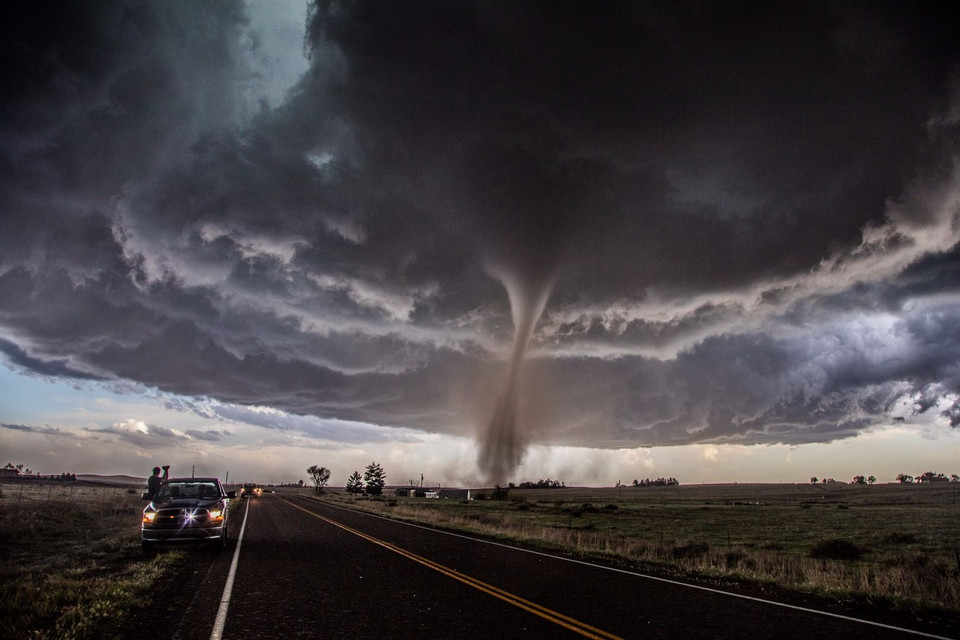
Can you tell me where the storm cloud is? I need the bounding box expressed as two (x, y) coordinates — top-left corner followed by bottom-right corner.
(2, 1), (960, 481)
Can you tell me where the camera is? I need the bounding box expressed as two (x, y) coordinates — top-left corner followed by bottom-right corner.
(162, 465), (170, 471)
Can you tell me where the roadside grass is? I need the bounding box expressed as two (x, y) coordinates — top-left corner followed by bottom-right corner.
(308, 483), (960, 614)
(0, 481), (184, 639)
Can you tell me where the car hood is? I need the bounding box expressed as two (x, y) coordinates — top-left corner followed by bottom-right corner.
(146, 497), (223, 510)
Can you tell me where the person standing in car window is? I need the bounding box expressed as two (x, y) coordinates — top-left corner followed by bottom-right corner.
(147, 465), (169, 500)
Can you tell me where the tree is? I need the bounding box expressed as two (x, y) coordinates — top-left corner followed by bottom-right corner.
(917, 471), (949, 483)
(851, 475), (867, 485)
(363, 462), (386, 496)
(810, 477), (818, 484)
(868, 476), (876, 484)
(895, 473), (913, 484)
(633, 477), (680, 487)
(517, 478), (565, 489)
(345, 471), (364, 495)
(307, 465), (331, 494)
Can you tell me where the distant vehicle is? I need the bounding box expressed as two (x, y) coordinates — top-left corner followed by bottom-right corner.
(240, 483), (262, 498)
(141, 477), (235, 549)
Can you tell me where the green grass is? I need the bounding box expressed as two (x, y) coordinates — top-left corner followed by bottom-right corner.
(0, 481), (184, 639)
(305, 482), (960, 613)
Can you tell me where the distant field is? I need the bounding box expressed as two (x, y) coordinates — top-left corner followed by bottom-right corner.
(307, 482), (960, 613)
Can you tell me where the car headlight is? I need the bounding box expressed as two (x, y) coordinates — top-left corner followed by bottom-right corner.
(209, 509), (224, 520)
(142, 510), (156, 523)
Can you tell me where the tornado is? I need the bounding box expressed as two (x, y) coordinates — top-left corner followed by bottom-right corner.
(478, 272), (554, 484)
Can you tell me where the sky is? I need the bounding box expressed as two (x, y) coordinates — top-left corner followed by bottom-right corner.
(2, 1), (960, 487)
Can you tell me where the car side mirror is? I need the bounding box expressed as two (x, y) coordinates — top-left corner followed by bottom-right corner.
(141, 492), (151, 500)
(226, 491), (236, 499)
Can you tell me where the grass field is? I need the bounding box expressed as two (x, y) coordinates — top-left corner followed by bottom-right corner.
(4, 479), (959, 638)
(311, 482), (960, 614)
(0, 480), (182, 639)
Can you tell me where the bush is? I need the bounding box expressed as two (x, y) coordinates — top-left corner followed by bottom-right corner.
(724, 549), (757, 570)
(882, 532), (919, 545)
(672, 541), (710, 559)
(809, 538), (863, 561)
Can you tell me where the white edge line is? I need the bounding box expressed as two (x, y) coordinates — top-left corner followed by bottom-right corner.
(209, 498), (250, 640)
(302, 497), (954, 640)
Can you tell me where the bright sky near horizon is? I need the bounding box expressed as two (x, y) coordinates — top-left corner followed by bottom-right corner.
(3, 1), (960, 487)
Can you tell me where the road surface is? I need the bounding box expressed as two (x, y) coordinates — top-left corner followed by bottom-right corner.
(136, 493), (956, 639)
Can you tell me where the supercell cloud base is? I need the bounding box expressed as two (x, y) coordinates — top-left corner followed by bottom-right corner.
(2, 1), (960, 485)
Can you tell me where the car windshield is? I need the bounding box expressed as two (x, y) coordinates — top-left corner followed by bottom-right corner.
(158, 482), (220, 500)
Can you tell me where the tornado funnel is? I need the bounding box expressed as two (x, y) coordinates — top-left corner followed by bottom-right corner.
(478, 273), (554, 484)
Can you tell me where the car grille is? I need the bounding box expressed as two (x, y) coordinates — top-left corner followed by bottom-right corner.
(154, 508), (213, 524)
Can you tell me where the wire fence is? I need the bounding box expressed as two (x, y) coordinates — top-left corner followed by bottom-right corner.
(0, 480), (142, 505)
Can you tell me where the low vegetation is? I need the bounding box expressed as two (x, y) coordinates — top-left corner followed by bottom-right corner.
(313, 482), (960, 615)
(0, 481), (181, 639)
(6, 478), (959, 636)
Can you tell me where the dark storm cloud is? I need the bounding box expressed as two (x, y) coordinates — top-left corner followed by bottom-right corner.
(0, 337), (104, 380)
(1, 422), (79, 438)
(192, 401), (426, 445)
(184, 428), (231, 442)
(2, 1), (960, 476)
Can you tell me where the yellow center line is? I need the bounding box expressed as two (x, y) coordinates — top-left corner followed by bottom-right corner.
(282, 498), (623, 640)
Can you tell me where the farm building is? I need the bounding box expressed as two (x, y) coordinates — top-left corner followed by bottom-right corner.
(393, 486), (472, 500)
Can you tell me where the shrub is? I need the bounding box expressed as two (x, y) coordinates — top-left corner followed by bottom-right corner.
(724, 549), (757, 570)
(809, 538), (863, 561)
(882, 532), (919, 545)
(672, 541), (710, 559)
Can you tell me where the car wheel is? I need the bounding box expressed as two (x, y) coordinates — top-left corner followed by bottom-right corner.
(212, 525), (228, 550)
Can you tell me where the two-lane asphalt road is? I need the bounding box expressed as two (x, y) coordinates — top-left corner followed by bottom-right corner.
(157, 493), (953, 639)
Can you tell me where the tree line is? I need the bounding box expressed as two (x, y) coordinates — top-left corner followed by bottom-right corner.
(809, 472), (960, 484)
(307, 462), (386, 496)
(511, 478), (565, 489)
(633, 477), (680, 487)
(895, 472), (960, 484)
(4, 463), (76, 481)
